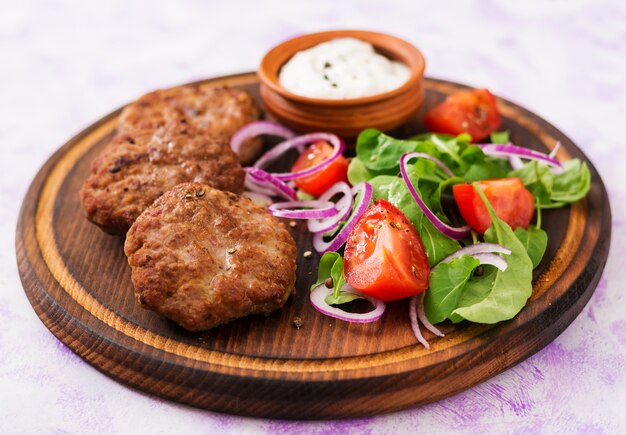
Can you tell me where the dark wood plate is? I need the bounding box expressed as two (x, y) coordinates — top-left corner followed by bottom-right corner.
(15, 73), (611, 419)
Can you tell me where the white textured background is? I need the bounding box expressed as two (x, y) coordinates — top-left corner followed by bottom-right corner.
(2, 0), (625, 433)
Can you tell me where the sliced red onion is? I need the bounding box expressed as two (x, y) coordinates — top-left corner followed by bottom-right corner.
(549, 141), (561, 159)
(509, 156), (524, 171)
(255, 132), (345, 181)
(268, 200), (337, 219)
(471, 253), (509, 272)
(416, 293), (444, 337)
(409, 152), (455, 178)
(310, 283), (385, 323)
(400, 153), (471, 240)
(409, 294), (430, 349)
(479, 143), (564, 174)
(307, 182), (353, 234)
(439, 243), (512, 265)
(230, 121), (295, 154)
(243, 191), (273, 207)
(312, 182), (373, 254)
(245, 167), (296, 200)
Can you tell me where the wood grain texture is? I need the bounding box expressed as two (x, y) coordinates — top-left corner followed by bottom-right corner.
(15, 73), (611, 419)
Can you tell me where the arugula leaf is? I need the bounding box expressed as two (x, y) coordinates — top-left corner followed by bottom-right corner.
(551, 159), (591, 203)
(430, 135), (464, 168)
(460, 145), (510, 181)
(490, 131), (510, 144)
(415, 214), (463, 266)
(514, 226), (548, 268)
(424, 255), (481, 324)
(510, 160), (554, 204)
(347, 157), (375, 185)
(509, 158), (590, 208)
(369, 175), (401, 201)
(310, 252), (341, 291)
(356, 129), (419, 172)
(451, 185), (533, 323)
(296, 189), (316, 201)
(311, 252), (359, 305)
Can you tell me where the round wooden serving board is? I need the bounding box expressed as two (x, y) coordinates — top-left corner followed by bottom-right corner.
(16, 73), (611, 419)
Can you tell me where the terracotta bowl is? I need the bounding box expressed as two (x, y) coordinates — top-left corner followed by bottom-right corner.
(258, 30), (426, 139)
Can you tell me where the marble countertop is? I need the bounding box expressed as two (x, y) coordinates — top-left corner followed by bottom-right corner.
(2, 0), (625, 433)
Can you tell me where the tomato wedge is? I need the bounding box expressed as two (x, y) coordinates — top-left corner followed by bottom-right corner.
(424, 88), (501, 141)
(453, 178), (535, 234)
(344, 200), (430, 301)
(291, 141), (349, 196)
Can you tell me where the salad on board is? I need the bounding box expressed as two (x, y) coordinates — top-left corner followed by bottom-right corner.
(230, 88), (591, 349)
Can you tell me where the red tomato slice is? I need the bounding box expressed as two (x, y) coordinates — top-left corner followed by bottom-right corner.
(344, 200), (430, 301)
(291, 141), (349, 196)
(424, 88), (501, 142)
(453, 178), (535, 234)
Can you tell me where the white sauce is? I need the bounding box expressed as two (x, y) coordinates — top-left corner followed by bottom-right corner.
(278, 37), (410, 100)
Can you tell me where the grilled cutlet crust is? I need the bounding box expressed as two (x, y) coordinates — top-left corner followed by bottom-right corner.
(80, 121), (244, 235)
(124, 183), (297, 331)
(118, 84), (262, 164)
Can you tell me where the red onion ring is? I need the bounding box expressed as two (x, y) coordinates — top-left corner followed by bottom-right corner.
(409, 152), (455, 178)
(439, 243), (511, 265)
(245, 167), (296, 200)
(416, 292), (444, 337)
(254, 132), (345, 181)
(549, 141), (561, 159)
(310, 283), (385, 323)
(479, 143), (564, 174)
(268, 200), (337, 219)
(509, 156), (524, 171)
(307, 182), (353, 234)
(230, 121), (295, 154)
(471, 253), (509, 272)
(409, 294), (430, 349)
(400, 152), (471, 240)
(312, 182), (373, 254)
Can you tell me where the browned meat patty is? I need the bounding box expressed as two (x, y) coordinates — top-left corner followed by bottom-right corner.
(118, 84), (262, 164)
(124, 183), (297, 331)
(80, 121), (244, 234)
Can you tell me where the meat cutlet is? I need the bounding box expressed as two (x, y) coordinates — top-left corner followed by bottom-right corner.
(118, 84), (262, 164)
(80, 121), (244, 235)
(124, 183), (297, 331)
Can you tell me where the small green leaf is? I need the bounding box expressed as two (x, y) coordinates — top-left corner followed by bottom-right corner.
(311, 252), (341, 291)
(347, 157), (375, 185)
(416, 215), (462, 266)
(451, 185), (533, 324)
(368, 175), (400, 201)
(490, 131), (510, 144)
(424, 255), (481, 324)
(510, 158), (591, 208)
(514, 226), (548, 268)
(330, 255), (346, 300)
(312, 252), (358, 306)
(551, 159), (591, 203)
(325, 291), (361, 305)
(296, 189), (316, 201)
